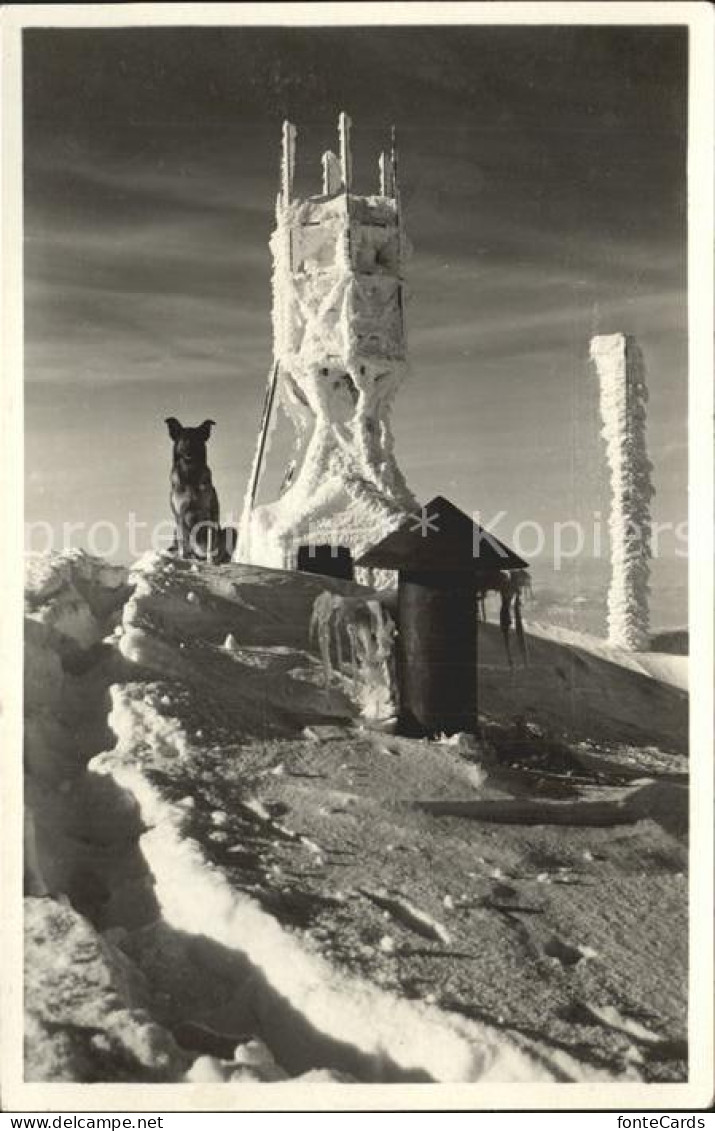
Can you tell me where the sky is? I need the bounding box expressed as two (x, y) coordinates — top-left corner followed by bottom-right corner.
(23, 22), (688, 580)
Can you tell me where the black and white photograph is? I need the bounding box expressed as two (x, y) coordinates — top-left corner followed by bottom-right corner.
(2, 0), (713, 1113)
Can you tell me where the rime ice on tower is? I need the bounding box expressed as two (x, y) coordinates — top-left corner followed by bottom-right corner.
(590, 333), (655, 651)
(237, 114), (417, 574)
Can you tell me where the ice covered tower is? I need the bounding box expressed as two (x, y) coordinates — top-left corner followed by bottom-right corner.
(237, 113), (418, 572)
(590, 333), (655, 651)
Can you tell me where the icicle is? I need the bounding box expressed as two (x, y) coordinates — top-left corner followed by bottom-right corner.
(514, 591), (528, 667)
(310, 590), (337, 687)
(499, 587), (513, 669)
(310, 592), (397, 718)
(333, 605), (345, 672)
(322, 150), (342, 196)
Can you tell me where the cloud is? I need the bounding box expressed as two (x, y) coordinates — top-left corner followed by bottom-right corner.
(24, 152), (276, 386)
(409, 288), (685, 357)
(26, 146), (274, 222)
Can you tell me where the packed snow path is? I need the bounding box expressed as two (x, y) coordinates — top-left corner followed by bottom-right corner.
(24, 552), (688, 1084)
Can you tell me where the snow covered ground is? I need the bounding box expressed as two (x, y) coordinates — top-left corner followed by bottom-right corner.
(23, 551), (689, 1085)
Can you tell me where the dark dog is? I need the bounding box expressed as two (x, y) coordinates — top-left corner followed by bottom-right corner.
(166, 417), (226, 561)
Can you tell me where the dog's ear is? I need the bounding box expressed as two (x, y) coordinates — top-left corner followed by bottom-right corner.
(197, 419), (216, 441)
(165, 417), (183, 441)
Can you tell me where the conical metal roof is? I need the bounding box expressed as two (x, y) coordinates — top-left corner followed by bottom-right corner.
(356, 495), (529, 573)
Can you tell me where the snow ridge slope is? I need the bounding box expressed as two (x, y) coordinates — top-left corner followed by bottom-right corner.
(24, 551), (687, 1084)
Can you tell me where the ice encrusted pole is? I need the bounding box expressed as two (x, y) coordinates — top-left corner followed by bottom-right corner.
(590, 333), (655, 651)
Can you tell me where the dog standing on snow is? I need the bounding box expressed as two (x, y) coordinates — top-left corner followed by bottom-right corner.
(165, 417), (223, 561)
